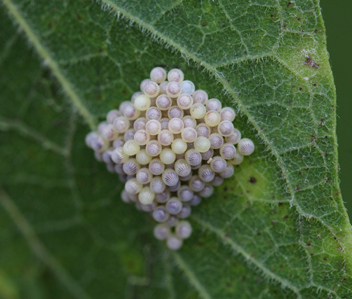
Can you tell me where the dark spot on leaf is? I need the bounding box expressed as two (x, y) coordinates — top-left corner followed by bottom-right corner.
(307, 243), (311, 246)
(298, 171), (302, 175)
(296, 17), (301, 20)
(287, 1), (292, 7)
(248, 177), (257, 184)
(305, 167), (309, 171)
(224, 187), (228, 192)
(299, 87), (303, 91)
(304, 56), (319, 69)
(338, 247), (342, 251)
(313, 83), (317, 86)
(310, 253), (314, 257)
(271, 220), (275, 225)
(270, 14), (274, 17)
(314, 29), (318, 33)
(324, 257), (328, 261)
(279, 202), (283, 206)
(202, 23), (207, 27)
(279, 264), (283, 269)
(282, 23), (287, 28)
(311, 134), (316, 142)
(257, 232), (262, 236)
(76, 14), (82, 20)
(283, 215), (289, 221)
(295, 185), (301, 191)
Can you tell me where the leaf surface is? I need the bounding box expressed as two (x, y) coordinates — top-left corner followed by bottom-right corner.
(0, 0), (351, 298)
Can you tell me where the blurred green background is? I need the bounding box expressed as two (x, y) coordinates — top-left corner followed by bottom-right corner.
(321, 0), (352, 219)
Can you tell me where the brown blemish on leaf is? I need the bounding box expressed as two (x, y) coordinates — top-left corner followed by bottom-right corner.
(304, 56), (319, 69)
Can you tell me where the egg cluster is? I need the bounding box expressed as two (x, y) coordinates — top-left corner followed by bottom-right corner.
(85, 67), (254, 250)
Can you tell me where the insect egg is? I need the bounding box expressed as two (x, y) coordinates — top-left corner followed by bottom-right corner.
(139, 187), (155, 205)
(101, 124), (117, 141)
(106, 109), (121, 124)
(171, 138), (188, 154)
(198, 165), (215, 182)
(122, 130), (134, 143)
(210, 156), (227, 173)
(150, 177), (166, 194)
(143, 81), (160, 98)
(125, 178), (143, 194)
(193, 90), (208, 104)
(136, 149), (152, 165)
(167, 68), (184, 83)
(206, 98), (222, 112)
(166, 197), (183, 214)
(178, 205), (191, 219)
(154, 224), (170, 240)
(189, 194), (201, 206)
(113, 116), (130, 133)
(146, 107), (162, 120)
(159, 81), (168, 94)
(220, 163), (235, 178)
(123, 103), (140, 120)
(166, 82), (182, 97)
(220, 107), (236, 122)
(114, 163), (124, 175)
(181, 80), (195, 94)
(156, 95), (172, 110)
(155, 190), (171, 203)
(166, 215), (178, 227)
(160, 148), (176, 165)
(185, 149), (202, 166)
(136, 168), (153, 184)
(152, 206), (169, 222)
(123, 159), (140, 175)
(181, 127), (197, 143)
(177, 94), (193, 109)
(208, 133), (224, 149)
(212, 175), (224, 186)
(141, 202), (156, 213)
(174, 159), (191, 177)
(199, 184), (214, 198)
(226, 128), (241, 144)
(218, 120), (234, 137)
(238, 138), (255, 156)
(201, 148), (213, 160)
(134, 95), (151, 111)
(150, 67), (167, 83)
(146, 140), (162, 157)
(112, 136), (125, 148)
(119, 101), (130, 113)
(168, 106), (184, 119)
(175, 221), (192, 239)
(167, 235), (183, 250)
(162, 169), (179, 186)
(123, 140), (140, 156)
(167, 181), (181, 192)
(229, 152), (244, 165)
(204, 110), (221, 127)
(177, 186), (194, 202)
(121, 190), (131, 203)
(111, 147), (128, 164)
(189, 175), (205, 192)
(196, 123), (211, 137)
(194, 136), (211, 153)
(168, 118), (184, 134)
(145, 120), (161, 135)
(220, 143), (236, 160)
(190, 103), (206, 119)
(149, 158), (165, 175)
(131, 91), (143, 103)
(183, 115), (197, 128)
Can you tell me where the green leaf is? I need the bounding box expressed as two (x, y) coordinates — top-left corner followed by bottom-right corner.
(1, 0), (351, 298)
